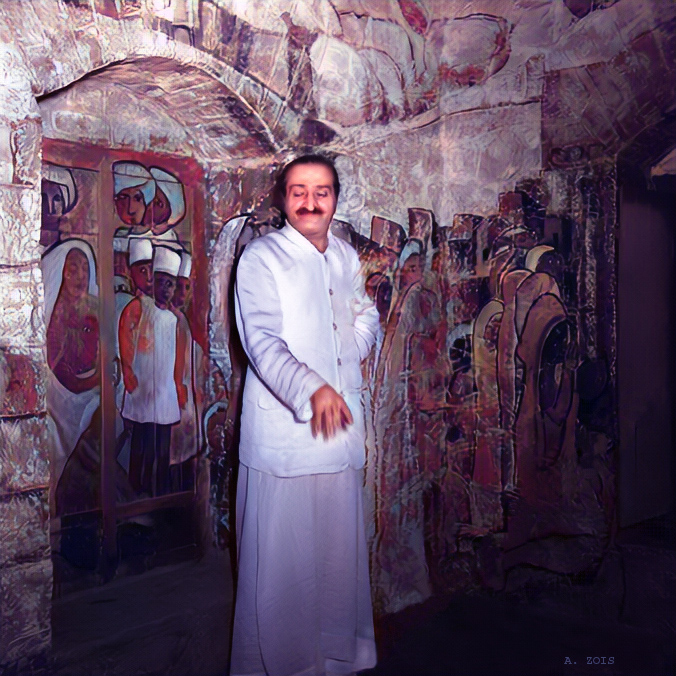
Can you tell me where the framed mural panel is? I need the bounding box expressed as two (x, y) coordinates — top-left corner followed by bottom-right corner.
(42, 139), (208, 579)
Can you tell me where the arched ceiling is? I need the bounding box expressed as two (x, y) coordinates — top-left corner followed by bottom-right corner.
(39, 57), (279, 167)
(6, 0), (676, 165)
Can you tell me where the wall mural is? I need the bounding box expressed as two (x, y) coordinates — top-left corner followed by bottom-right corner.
(112, 160), (204, 499)
(216, 167), (616, 616)
(41, 151), (208, 572)
(40, 147), (615, 604)
(360, 182), (612, 614)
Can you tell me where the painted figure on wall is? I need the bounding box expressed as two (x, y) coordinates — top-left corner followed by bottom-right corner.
(372, 238), (450, 612)
(42, 239), (100, 500)
(496, 240), (604, 574)
(119, 245), (187, 496)
(41, 163), (78, 249)
(114, 237), (154, 478)
(470, 296), (505, 533)
(170, 251), (204, 490)
(145, 166), (186, 248)
(111, 161), (199, 498)
(113, 161), (156, 231)
(113, 162), (186, 255)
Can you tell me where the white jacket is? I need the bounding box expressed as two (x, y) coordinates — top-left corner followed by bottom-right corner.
(235, 224), (380, 477)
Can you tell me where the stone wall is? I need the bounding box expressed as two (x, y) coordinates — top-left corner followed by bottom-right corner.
(0, 40), (52, 670)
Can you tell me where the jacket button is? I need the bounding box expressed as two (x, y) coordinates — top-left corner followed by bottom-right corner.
(329, 288), (334, 295)
(337, 358), (342, 366)
(333, 323), (338, 330)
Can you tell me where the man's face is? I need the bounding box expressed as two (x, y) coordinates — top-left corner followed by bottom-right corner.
(154, 271), (177, 307)
(283, 163), (337, 244)
(130, 260), (153, 297)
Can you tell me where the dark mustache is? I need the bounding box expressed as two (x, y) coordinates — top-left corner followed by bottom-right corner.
(296, 207), (325, 215)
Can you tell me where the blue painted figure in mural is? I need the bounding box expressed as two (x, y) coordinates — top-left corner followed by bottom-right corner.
(230, 154), (379, 676)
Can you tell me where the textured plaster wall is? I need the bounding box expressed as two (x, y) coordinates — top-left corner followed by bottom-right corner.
(0, 40), (52, 669)
(334, 102), (542, 236)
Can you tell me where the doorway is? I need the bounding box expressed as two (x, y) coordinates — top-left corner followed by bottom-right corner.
(617, 158), (676, 527)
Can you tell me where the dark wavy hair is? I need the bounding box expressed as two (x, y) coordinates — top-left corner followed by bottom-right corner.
(272, 154), (341, 218)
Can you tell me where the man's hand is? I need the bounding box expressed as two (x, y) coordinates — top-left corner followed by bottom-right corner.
(310, 384), (353, 440)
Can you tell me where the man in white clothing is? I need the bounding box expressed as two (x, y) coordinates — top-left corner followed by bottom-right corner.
(230, 155), (380, 676)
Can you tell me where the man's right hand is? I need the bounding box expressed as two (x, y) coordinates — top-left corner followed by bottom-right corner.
(310, 384), (353, 440)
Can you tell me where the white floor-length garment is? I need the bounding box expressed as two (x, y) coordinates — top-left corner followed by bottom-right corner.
(230, 466), (377, 676)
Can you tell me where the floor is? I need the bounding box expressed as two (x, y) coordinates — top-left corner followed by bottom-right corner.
(50, 547), (233, 676)
(39, 517), (676, 676)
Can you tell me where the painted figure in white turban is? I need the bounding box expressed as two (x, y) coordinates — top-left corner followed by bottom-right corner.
(113, 237), (155, 476)
(119, 245), (187, 496)
(169, 251), (203, 490)
(112, 161), (156, 231)
(142, 166), (186, 249)
(42, 239), (100, 493)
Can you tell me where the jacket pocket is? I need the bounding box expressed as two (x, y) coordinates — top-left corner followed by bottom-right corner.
(256, 389), (281, 410)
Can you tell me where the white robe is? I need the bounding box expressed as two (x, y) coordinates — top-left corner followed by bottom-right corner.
(120, 295), (180, 425)
(230, 466), (377, 676)
(234, 225), (380, 477)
